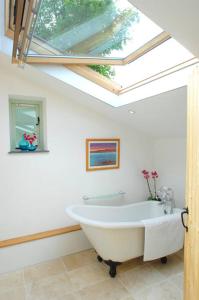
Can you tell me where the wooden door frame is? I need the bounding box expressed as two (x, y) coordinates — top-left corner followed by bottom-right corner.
(184, 65), (199, 300)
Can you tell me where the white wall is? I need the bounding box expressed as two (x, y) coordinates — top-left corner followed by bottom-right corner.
(0, 59), (187, 273)
(0, 58), (154, 273)
(153, 138), (186, 208)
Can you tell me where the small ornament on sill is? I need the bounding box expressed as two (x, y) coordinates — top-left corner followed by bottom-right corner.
(18, 133), (38, 151)
(18, 134), (29, 150)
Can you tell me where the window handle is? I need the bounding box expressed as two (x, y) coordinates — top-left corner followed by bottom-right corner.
(36, 116), (40, 126)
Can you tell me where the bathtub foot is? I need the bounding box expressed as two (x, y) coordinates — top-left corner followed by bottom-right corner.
(96, 255), (121, 277)
(97, 255), (103, 263)
(104, 260), (121, 278)
(160, 256), (168, 264)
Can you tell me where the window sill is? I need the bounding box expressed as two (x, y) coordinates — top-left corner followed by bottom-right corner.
(8, 150), (49, 154)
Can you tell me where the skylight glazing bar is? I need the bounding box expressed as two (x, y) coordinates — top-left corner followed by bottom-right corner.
(123, 31), (171, 64)
(12, 0), (25, 62)
(18, 0), (35, 61)
(66, 65), (122, 94)
(120, 58), (199, 94)
(26, 55), (124, 65)
(12, 0), (41, 64)
(9, 0), (16, 31)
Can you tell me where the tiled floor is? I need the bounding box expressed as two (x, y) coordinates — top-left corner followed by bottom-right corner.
(0, 249), (184, 300)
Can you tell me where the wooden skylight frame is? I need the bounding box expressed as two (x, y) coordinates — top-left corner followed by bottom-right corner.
(5, 0), (198, 96)
(8, 0), (171, 66)
(24, 31), (171, 66)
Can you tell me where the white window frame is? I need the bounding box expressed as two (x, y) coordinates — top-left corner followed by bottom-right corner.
(9, 96), (47, 152)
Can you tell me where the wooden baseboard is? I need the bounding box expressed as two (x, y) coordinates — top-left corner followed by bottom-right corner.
(0, 225), (81, 248)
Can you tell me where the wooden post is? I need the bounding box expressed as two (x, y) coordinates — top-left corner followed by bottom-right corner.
(184, 65), (199, 300)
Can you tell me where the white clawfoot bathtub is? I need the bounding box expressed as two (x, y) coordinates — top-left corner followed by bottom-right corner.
(66, 201), (182, 271)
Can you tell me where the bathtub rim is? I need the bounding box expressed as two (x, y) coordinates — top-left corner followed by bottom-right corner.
(66, 201), (182, 229)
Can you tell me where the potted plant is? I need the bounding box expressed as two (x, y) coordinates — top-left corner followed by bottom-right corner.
(142, 170), (160, 200)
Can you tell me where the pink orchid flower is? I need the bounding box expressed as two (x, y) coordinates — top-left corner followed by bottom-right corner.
(142, 169), (159, 200)
(142, 170), (150, 179)
(144, 174), (150, 179)
(151, 171), (158, 178)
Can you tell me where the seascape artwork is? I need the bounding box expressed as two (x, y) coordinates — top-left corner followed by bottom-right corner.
(86, 139), (120, 171)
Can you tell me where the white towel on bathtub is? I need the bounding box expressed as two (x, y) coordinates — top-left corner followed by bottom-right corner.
(142, 213), (184, 261)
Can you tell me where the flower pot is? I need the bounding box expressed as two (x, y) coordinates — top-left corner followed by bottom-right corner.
(19, 136), (29, 151)
(28, 144), (37, 151)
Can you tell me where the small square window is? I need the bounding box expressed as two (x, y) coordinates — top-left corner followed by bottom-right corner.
(9, 97), (46, 152)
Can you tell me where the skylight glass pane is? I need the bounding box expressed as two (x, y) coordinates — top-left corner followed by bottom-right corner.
(28, 0), (163, 59)
(112, 39), (194, 88)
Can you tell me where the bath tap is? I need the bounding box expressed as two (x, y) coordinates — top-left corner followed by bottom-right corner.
(168, 197), (176, 214)
(159, 198), (175, 214)
(157, 187), (175, 214)
(158, 199), (168, 214)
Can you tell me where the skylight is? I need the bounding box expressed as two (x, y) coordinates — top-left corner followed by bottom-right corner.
(11, 0), (169, 65)
(9, 0), (199, 98)
(112, 38), (194, 88)
(27, 0), (163, 61)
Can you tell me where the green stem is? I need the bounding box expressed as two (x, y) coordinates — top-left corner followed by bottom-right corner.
(146, 178), (153, 198)
(153, 178), (157, 198)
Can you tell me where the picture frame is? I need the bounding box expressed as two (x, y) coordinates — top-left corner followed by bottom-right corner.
(86, 138), (120, 171)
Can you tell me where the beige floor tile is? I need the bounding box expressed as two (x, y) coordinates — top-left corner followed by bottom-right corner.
(24, 258), (65, 285)
(62, 249), (96, 271)
(175, 249), (184, 260)
(151, 255), (183, 277)
(117, 257), (144, 274)
(77, 278), (131, 300)
(0, 270), (24, 294)
(0, 251), (185, 300)
(28, 291), (79, 300)
(26, 272), (75, 300)
(169, 272), (184, 291)
(61, 294), (80, 300)
(68, 262), (109, 290)
(56, 294), (79, 300)
(0, 286), (26, 300)
(134, 280), (183, 300)
(118, 264), (165, 295)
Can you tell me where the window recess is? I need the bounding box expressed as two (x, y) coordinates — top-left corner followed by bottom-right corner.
(9, 98), (46, 152)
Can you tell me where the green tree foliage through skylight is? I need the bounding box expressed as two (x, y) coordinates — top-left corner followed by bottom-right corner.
(35, 0), (113, 40)
(90, 64), (116, 79)
(34, 0), (139, 78)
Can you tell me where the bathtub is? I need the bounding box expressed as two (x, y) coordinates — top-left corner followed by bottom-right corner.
(66, 201), (182, 276)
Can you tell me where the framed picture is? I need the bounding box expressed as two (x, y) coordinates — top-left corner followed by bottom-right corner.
(86, 138), (120, 171)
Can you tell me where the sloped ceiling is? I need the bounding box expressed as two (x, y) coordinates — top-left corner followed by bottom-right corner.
(112, 87), (187, 138)
(0, 52), (186, 139)
(129, 0), (199, 58)
(1, 0), (190, 139)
